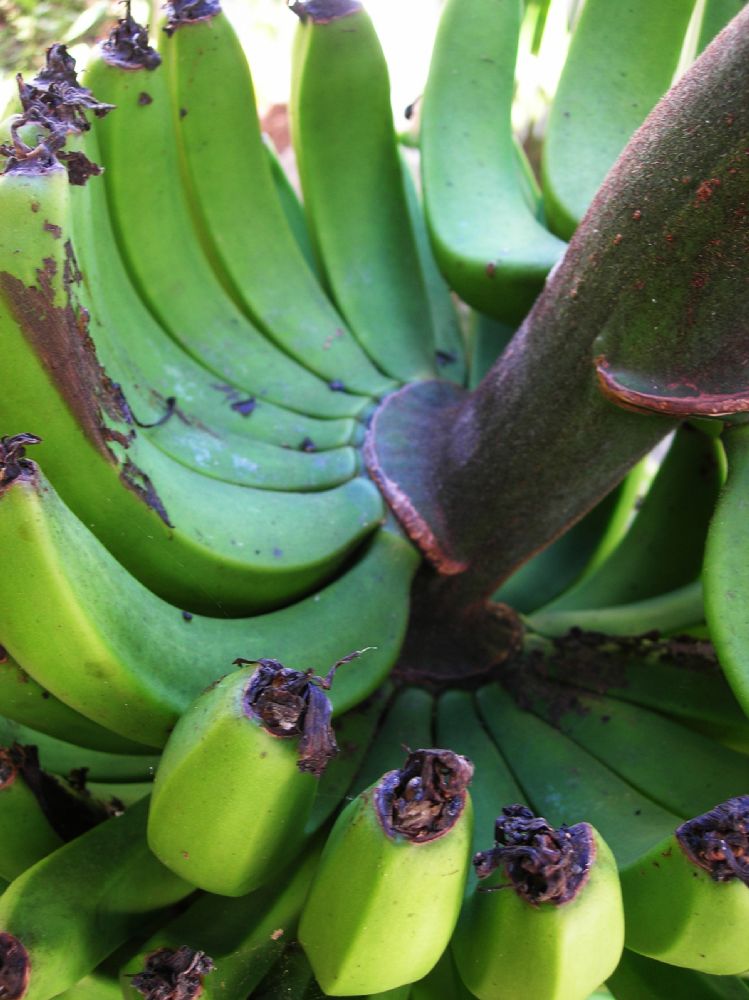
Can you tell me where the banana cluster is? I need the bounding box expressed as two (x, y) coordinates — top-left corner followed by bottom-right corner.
(0, 0), (747, 997)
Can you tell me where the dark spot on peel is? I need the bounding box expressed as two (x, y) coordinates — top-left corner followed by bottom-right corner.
(181, 611), (193, 622)
(230, 397), (256, 417)
(328, 379), (346, 392)
(138, 92), (153, 106)
(43, 220), (62, 239)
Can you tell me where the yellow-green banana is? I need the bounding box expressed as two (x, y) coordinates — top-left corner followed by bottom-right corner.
(148, 658), (347, 895)
(299, 748), (474, 995)
(452, 805), (624, 1000)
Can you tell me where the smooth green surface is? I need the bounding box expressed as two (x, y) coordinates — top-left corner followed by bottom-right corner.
(164, 13), (393, 397)
(148, 666), (316, 895)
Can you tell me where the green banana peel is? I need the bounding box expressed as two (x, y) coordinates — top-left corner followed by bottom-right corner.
(299, 749), (474, 995)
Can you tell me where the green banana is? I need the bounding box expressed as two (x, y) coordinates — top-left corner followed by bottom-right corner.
(0, 746), (64, 881)
(349, 686), (434, 797)
(0, 649), (154, 754)
(528, 580), (705, 639)
(399, 149), (466, 386)
(81, 15), (373, 421)
(120, 845), (320, 1000)
(0, 797), (191, 1000)
(299, 749), (474, 995)
(2, 109), (354, 455)
(435, 688), (523, 893)
(0, 718), (158, 782)
(541, 0), (697, 238)
(420, 0), (566, 324)
(608, 947), (749, 998)
(262, 134), (321, 279)
(538, 425), (723, 614)
(516, 678), (749, 819)
(514, 631), (749, 752)
(476, 686), (749, 974)
(159, 3), (395, 398)
(704, 424), (749, 715)
(452, 805), (624, 1000)
(475, 684), (681, 870)
(0, 158), (383, 614)
(0, 451), (417, 746)
(148, 657), (349, 895)
(64, 126), (359, 493)
(620, 797), (749, 974)
(495, 478), (633, 614)
(290, 0), (437, 382)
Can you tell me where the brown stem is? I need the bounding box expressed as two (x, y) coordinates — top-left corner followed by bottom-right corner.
(368, 8), (749, 609)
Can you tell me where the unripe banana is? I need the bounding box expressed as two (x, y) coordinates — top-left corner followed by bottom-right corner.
(452, 804), (624, 1000)
(148, 656), (356, 895)
(621, 796), (749, 974)
(299, 748), (474, 995)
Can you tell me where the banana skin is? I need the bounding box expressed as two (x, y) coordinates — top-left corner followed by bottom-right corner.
(453, 805), (624, 1000)
(299, 748), (474, 995)
(148, 659), (342, 895)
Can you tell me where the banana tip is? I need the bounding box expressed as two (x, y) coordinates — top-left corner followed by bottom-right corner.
(130, 946), (215, 999)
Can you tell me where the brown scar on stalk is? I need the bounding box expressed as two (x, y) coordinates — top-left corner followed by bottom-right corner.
(677, 796), (749, 885)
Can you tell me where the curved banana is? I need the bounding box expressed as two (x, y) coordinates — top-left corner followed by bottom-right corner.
(0, 453), (417, 746)
(517, 679), (749, 820)
(148, 659), (345, 894)
(527, 580), (704, 638)
(0, 797), (191, 1000)
(452, 806), (624, 1000)
(120, 844), (321, 1000)
(0, 717), (159, 782)
(515, 630), (749, 753)
(0, 649), (154, 755)
(539, 425), (723, 614)
(0, 165), (383, 614)
(290, 0), (437, 382)
(64, 130), (359, 493)
(620, 797), (749, 974)
(704, 423), (749, 715)
(82, 15), (372, 421)
(542, 0), (697, 238)
(420, 0), (566, 324)
(399, 149), (466, 386)
(159, 3), (395, 398)
(0, 746), (64, 881)
(299, 749), (474, 995)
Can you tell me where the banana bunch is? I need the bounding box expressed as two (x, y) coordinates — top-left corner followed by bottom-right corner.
(0, 0), (748, 997)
